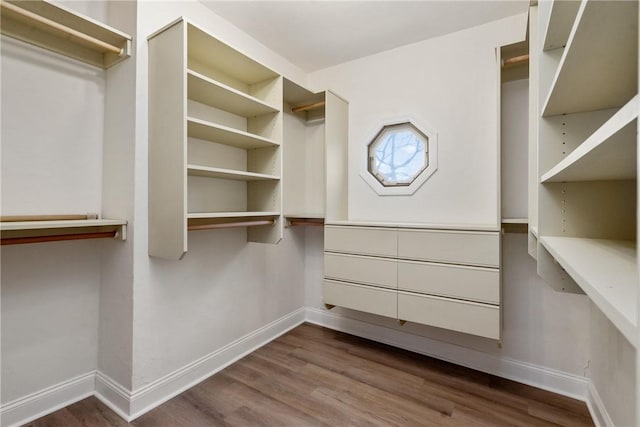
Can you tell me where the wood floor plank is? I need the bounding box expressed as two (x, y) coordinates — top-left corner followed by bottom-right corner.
(22, 323), (594, 427)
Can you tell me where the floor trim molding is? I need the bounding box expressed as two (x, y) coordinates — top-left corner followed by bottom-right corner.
(305, 307), (592, 402)
(126, 307), (306, 420)
(586, 380), (614, 427)
(0, 371), (95, 427)
(2, 307), (614, 426)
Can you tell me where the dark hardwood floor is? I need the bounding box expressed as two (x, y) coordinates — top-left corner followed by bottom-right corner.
(25, 323), (594, 426)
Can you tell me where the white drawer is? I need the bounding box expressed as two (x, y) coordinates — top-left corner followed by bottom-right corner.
(398, 229), (499, 267)
(325, 253), (397, 289)
(398, 291), (500, 340)
(325, 226), (397, 257)
(324, 280), (397, 318)
(397, 260), (499, 304)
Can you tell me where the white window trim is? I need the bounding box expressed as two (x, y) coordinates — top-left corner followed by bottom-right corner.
(360, 116), (438, 196)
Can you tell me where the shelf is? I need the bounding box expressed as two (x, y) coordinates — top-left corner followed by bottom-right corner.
(187, 117), (279, 149)
(530, 226), (538, 238)
(1, 219), (127, 244)
(539, 236), (637, 347)
(542, 95), (638, 183)
(187, 165), (279, 181)
(187, 211), (279, 220)
(187, 70), (278, 117)
(187, 21), (278, 85)
(543, 0), (581, 51)
(0, 0), (131, 69)
(542, 0), (638, 116)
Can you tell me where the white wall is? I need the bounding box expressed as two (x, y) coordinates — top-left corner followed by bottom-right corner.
(308, 14), (526, 227)
(130, 1), (308, 391)
(0, 0), (108, 405)
(589, 303), (636, 426)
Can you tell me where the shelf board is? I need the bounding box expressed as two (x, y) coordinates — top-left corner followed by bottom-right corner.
(187, 165), (279, 181)
(187, 211), (279, 220)
(542, 0), (638, 117)
(542, 95), (638, 183)
(530, 226), (539, 238)
(187, 70), (279, 117)
(1, 219), (127, 243)
(0, 0), (131, 69)
(539, 236), (637, 347)
(543, 0), (581, 51)
(187, 117), (278, 149)
(187, 22), (278, 85)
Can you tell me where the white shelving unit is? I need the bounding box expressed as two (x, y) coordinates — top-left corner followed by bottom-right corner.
(534, 0), (639, 347)
(148, 18), (284, 259)
(0, 0), (131, 69)
(542, 0), (580, 51)
(282, 78), (348, 225)
(540, 236), (637, 346)
(1, 1), (132, 246)
(542, 96), (638, 183)
(542, 0), (638, 116)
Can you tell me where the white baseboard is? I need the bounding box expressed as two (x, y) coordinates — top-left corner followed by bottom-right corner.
(125, 307), (306, 420)
(0, 371), (95, 427)
(586, 381), (614, 427)
(2, 306), (614, 426)
(305, 307), (591, 401)
(94, 371), (133, 422)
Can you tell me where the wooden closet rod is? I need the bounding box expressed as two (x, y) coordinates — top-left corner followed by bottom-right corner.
(188, 219), (275, 231)
(288, 219), (324, 227)
(502, 54), (529, 68)
(0, 214), (98, 222)
(1, 231), (117, 245)
(1, 1), (123, 55)
(292, 101), (325, 113)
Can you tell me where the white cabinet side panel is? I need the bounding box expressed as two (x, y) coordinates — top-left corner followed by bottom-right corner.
(148, 22), (187, 259)
(325, 91), (349, 221)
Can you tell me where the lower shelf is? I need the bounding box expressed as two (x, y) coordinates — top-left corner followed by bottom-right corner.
(539, 236), (637, 347)
(1, 219), (127, 245)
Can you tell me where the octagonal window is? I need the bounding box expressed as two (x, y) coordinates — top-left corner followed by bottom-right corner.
(368, 122), (429, 187)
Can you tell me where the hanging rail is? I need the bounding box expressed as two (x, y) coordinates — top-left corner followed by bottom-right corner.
(188, 219), (275, 231)
(1, 1), (123, 55)
(287, 218), (324, 227)
(501, 54), (529, 68)
(292, 101), (326, 113)
(1, 231), (117, 245)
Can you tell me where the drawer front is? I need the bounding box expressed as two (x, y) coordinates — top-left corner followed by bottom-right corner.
(398, 291), (500, 340)
(398, 230), (499, 267)
(397, 260), (499, 304)
(324, 280), (397, 318)
(325, 253), (397, 289)
(325, 226), (397, 257)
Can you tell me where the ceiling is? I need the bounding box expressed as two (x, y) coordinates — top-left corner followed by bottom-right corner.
(202, 1), (529, 72)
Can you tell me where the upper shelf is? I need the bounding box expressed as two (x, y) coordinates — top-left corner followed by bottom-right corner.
(542, 95), (638, 183)
(543, 0), (581, 51)
(187, 165), (279, 181)
(542, 0), (638, 117)
(539, 236), (637, 347)
(187, 21), (277, 86)
(187, 117), (279, 149)
(0, 0), (131, 69)
(187, 70), (279, 117)
(1, 218), (127, 244)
